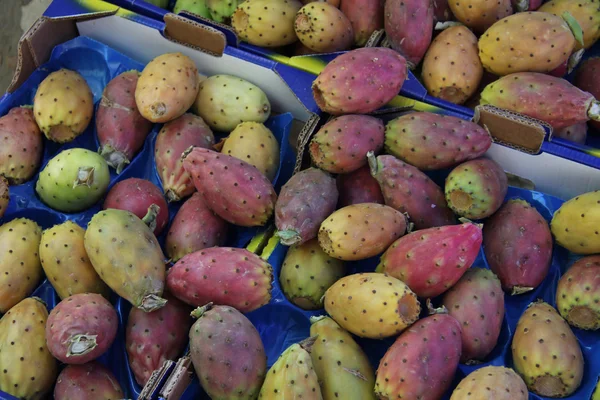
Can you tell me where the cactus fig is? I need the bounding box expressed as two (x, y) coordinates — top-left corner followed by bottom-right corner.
(0, 177), (7, 219)
(574, 57), (600, 130)
(294, 2), (354, 53)
(556, 255), (600, 330)
(433, 0), (453, 22)
(554, 122), (588, 144)
(511, 0), (542, 11)
(384, 0), (434, 66)
(54, 362), (124, 400)
(539, 0), (600, 50)
(449, 0), (512, 33)
(0, 107), (43, 184)
(450, 366), (528, 400)
(336, 165), (384, 207)
(551, 190), (600, 254)
(174, 0), (212, 18)
(340, 0), (384, 46)
(206, 0), (242, 23)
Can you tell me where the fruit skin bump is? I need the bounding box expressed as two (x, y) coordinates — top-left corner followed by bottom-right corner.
(449, 366), (528, 400)
(449, 0), (513, 33)
(556, 255), (600, 330)
(384, 0), (434, 66)
(54, 362), (125, 400)
(0, 107), (43, 184)
(294, 2), (354, 53)
(511, 301), (584, 398)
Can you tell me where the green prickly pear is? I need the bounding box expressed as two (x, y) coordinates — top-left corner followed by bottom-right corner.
(294, 3), (354, 53)
(145, 0), (170, 7)
(84, 209), (167, 312)
(551, 190), (600, 254)
(35, 148), (110, 213)
(174, 0), (212, 18)
(556, 255), (600, 330)
(450, 366), (528, 400)
(207, 0), (242, 23)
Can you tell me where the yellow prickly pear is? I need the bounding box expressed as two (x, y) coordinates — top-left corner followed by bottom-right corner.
(551, 190), (600, 254)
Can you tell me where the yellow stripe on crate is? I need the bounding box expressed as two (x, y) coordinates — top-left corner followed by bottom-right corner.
(585, 148), (600, 158)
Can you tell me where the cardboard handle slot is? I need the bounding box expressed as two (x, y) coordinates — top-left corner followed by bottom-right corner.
(163, 13), (226, 57)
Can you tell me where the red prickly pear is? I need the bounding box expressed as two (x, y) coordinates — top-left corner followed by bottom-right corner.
(384, 0), (434, 66)
(183, 147), (277, 227)
(126, 292), (193, 386)
(556, 255), (600, 330)
(369, 152), (456, 230)
(336, 165), (384, 207)
(340, 0), (384, 46)
(480, 72), (600, 130)
(97, 71), (153, 173)
(54, 362), (125, 400)
(554, 122), (588, 144)
(374, 308), (462, 400)
(548, 59), (569, 78)
(0, 177), (7, 218)
(0, 107), (43, 184)
(450, 366), (528, 400)
(539, 0), (600, 50)
(294, 3), (354, 53)
(275, 168), (338, 246)
(312, 47), (408, 115)
(433, 0), (453, 23)
(384, 112), (491, 171)
(574, 57), (600, 130)
(190, 303), (267, 399)
(46, 293), (118, 364)
(167, 247), (273, 312)
(376, 222), (483, 298)
(450, 0), (512, 34)
(442, 268), (505, 363)
(103, 178), (169, 236)
(155, 113), (215, 202)
(483, 199), (553, 294)
(165, 192), (229, 262)
(309, 114), (385, 174)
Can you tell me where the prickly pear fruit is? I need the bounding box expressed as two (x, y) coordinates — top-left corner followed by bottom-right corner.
(374, 309), (462, 400)
(433, 0), (453, 22)
(318, 203), (407, 261)
(103, 178), (169, 236)
(377, 222), (483, 298)
(191, 303), (267, 399)
(166, 192), (229, 262)
(554, 122), (588, 144)
(369, 153), (456, 230)
(193, 74), (271, 132)
(384, 0), (434, 66)
(294, 3), (354, 53)
(126, 292), (192, 386)
(40, 221), (110, 300)
(155, 113), (215, 202)
(309, 316), (376, 399)
(302, 0), (340, 6)
(0, 298), (57, 400)
(309, 114), (385, 174)
(46, 293), (118, 364)
(450, 366), (528, 400)
(174, 0), (212, 18)
(136, 52), (200, 123)
(36, 148), (111, 213)
(336, 165), (384, 207)
(232, 0), (303, 47)
(324, 273), (421, 338)
(0, 177), (7, 218)
(480, 72), (600, 130)
(512, 301), (584, 397)
(574, 57), (600, 130)
(384, 112), (491, 170)
(167, 247), (272, 312)
(0, 218), (42, 313)
(539, 0), (600, 50)
(280, 238), (346, 310)
(206, 0), (242, 23)
(54, 362), (124, 400)
(484, 199), (553, 294)
(442, 268), (505, 363)
(183, 147), (277, 227)
(556, 255), (600, 330)
(594, 378), (600, 400)
(219, 121), (280, 181)
(312, 47), (408, 115)
(449, 0), (512, 33)
(0, 107), (43, 184)
(552, 190), (600, 254)
(445, 158), (508, 219)
(275, 168), (338, 246)
(85, 209), (167, 312)
(340, 0), (383, 46)
(97, 70), (153, 174)
(146, 0), (169, 6)
(511, 0), (542, 11)
(479, 12), (578, 76)
(33, 69), (93, 143)
(422, 25), (483, 104)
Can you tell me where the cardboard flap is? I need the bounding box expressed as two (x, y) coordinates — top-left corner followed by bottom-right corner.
(474, 105), (550, 154)
(139, 360), (176, 400)
(177, 10), (240, 47)
(163, 13), (226, 57)
(159, 356), (194, 400)
(294, 113), (321, 173)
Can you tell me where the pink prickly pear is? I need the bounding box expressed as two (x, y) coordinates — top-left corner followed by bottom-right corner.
(554, 122), (588, 144)
(54, 362), (125, 400)
(312, 47), (408, 115)
(295, 2), (354, 53)
(336, 165), (384, 207)
(556, 255), (600, 330)
(574, 57), (600, 130)
(0, 177), (7, 218)
(155, 113), (215, 202)
(182, 147), (277, 227)
(433, 0), (453, 23)
(340, 0), (384, 46)
(384, 0), (434, 66)
(0, 107), (43, 184)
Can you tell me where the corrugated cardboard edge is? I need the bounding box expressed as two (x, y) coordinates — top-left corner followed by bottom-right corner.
(163, 13), (226, 57)
(138, 360), (176, 400)
(177, 9), (240, 47)
(158, 356), (194, 400)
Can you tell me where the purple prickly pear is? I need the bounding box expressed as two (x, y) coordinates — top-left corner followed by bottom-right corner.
(309, 114), (385, 174)
(126, 292), (192, 386)
(312, 47), (408, 115)
(46, 293), (118, 364)
(374, 308), (462, 400)
(556, 255), (600, 330)
(0, 177), (7, 218)
(54, 362), (125, 400)
(442, 268), (505, 363)
(166, 192), (229, 262)
(483, 199), (553, 294)
(340, 0), (384, 46)
(167, 247), (273, 312)
(183, 147), (277, 227)
(190, 303), (267, 399)
(336, 165), (384, 207)
(295, 2), (354, 53)
(275, 168), (338, 246)
(433, 0), (453, 23)
(369, 153), (456, 230)
(384, 112), (491, 170)
(554, 122), (588, 144)
(450, 366), (528, 400)
(384, 0), (433, 66)
(97, 70), (153, 173)
(155, 113), (215, 202)
(0, 107), (43, 184)
(445, 158), (508, 219)
(450, 0), (512, 33)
